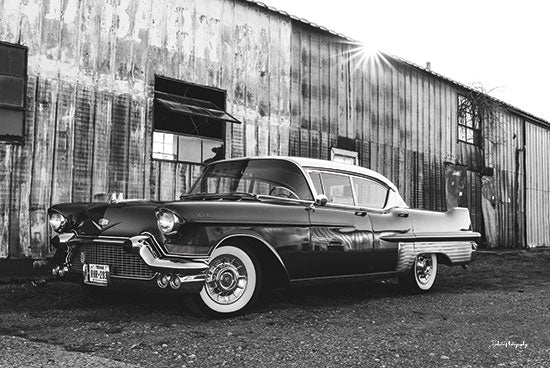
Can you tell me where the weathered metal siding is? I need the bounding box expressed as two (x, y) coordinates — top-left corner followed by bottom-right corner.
(525, 122), (550, 247)
(0, 0), (548, 259)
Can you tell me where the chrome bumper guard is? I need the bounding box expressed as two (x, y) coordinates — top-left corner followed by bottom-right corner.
(122, 235), (208, 275)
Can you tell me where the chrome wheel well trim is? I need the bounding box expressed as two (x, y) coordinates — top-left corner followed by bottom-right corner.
(211, 234), (290, 281)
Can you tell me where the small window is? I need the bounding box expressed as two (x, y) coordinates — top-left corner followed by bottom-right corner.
(457, 95), (481, 146)
(152, 76), (240, 164)
(308, 171), (324, 195)
(352, 176), (388, 208)
(320, 172), (354, 206)
(0, 41), (27, 143)
(331, 147), (358, 165)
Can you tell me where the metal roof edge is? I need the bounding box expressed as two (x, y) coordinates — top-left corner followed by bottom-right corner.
(242, 0), (549, 128)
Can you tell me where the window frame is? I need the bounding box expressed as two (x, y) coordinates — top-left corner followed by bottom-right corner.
(330, 147), (358, 165)
(151, 75), (232, 165)
(0, 41), (28, 145)
(152, 130), (224, 165)
(457, 94), (482, 146)
(307, 169), (390, 210)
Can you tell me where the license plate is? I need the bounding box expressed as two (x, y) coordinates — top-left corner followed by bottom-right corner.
(85, 264), (110, 286)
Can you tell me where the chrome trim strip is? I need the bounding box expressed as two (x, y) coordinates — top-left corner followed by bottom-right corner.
(289, 271), (398, 286)
(396, 241), (474, 272)
(129, 235), (209, 274)
(211, 233), (290, 281)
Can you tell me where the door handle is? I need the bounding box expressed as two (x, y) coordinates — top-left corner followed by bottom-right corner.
(355, 211), (367, 217)
(397, 213), (409, 218)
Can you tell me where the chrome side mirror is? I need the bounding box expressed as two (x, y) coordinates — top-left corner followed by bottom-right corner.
(314, 194), (328, 206)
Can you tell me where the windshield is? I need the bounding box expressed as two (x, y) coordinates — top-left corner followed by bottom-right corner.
(189, 159), (313, 200)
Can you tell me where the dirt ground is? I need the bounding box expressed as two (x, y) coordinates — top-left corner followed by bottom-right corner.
(0, 248), (549, 368)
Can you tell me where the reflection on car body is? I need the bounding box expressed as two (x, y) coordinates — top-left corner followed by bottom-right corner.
(47, 156), (480, 316)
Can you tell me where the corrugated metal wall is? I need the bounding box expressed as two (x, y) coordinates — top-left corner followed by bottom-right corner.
(0, 0), (548, 259)
(525, 123), (550, 247)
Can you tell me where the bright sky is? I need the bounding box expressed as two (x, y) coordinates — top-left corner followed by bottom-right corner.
(262, 0), (550, 122)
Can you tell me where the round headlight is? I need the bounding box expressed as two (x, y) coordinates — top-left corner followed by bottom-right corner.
(157, 210), (182, 234)
(48, 212), (67, 233)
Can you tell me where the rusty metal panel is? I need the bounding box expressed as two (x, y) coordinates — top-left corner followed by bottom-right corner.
(29, 78), (58, 258)
(526, 122), (550, 247)
(51, 81), (76, 204)
(0, 144), (13, 258)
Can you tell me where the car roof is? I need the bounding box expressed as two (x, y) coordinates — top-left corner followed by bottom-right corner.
(213, 156), (398, 192)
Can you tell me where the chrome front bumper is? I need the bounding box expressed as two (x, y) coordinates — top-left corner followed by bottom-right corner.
(50, 233), (208, 293)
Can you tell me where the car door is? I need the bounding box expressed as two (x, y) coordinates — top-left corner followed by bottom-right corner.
(306, 171), (376, 277)
(353, 176), (412, 272)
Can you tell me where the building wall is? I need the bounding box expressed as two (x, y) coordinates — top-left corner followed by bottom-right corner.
(0, 0), (548, 259)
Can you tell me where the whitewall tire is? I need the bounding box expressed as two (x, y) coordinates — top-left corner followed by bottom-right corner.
(188, 245), (261, 317)
(399, 253), (438, 293)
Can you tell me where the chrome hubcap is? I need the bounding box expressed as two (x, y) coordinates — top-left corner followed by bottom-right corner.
(205, 255), (247, 305)
(415, 255), (433, 284)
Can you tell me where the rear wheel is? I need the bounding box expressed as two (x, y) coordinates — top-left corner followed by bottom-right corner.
(399, 253), (438, 293)
(186, 245), (261, 317)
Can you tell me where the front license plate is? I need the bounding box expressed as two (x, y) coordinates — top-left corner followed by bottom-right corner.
(86, 264), (110, 286)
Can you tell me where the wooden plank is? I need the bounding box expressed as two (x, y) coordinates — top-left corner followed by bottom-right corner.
(14, 76), (38, 258)
(256, 5), (270, 156)
(220, 0), (236, 157)
(0, 145), (13, 258)
(127, 95), (146, 199)
(78, 0), (100, 83)
(328, 37), (339, 138)
(72, 84), (95, 202)
(143, 92), (154, 198)
(175, 162), (189, 198)
(300, 128), (310, 157)
(145, 0), (167, 85)
(97, 0), (116, 89)
(0, 0), (21, 43)
(267, 11), (280, 155)
(91, 90), (112, 200)
(19, 0), (43, 75)
(131, 0), (152, 93)
(245, 123), (256, 156)
(112, 0), (136, 92)
(319, 35), (330, 135)
(337, 42), (347, 138)
(108, 94), (130, 195)
(299, 26), (310, 131)
(149, 160), (160, 201)
(310, 31), (321, 133)
(164, 0), (182, 82)
(353, 47), (363, 142)
(279, 16), (291, 129)
(51, 81), (76, 204)
(159, 161), (176, 201)
(29, 78), (58, 258)
(289, 22), (301, 131)
(59, 0), (82, 81)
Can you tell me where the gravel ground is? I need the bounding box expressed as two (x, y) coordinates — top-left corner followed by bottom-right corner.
(0, 248), (549, 368)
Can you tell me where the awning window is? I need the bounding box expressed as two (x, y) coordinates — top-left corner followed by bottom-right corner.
(155, 91), (241, 124)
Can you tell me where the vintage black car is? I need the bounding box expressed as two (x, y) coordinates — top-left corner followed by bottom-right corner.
(48, 157), (480, 316)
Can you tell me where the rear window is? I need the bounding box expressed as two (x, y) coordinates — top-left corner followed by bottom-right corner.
(352, 176), (388, 208)
(320, 172), (354, 206)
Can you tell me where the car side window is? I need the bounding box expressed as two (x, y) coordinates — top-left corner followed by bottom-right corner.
(320, 172), (354, 206)
(352, 176), (388, 208)
(308, 171), (324, 195)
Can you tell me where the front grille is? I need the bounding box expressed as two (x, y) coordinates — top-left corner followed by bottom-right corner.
(71, 241), (156, 280)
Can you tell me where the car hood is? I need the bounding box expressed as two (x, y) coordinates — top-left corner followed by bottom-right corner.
(50, 201), (162, 238)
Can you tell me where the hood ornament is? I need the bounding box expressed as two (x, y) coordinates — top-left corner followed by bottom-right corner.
(109, 192), (125, 204)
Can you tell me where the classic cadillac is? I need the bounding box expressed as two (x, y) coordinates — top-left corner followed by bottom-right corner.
(48, 157), (480, 316)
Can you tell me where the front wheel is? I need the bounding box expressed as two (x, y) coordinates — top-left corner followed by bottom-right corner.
(399, 253), (438, 293)
(185, 245), (261, 317)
